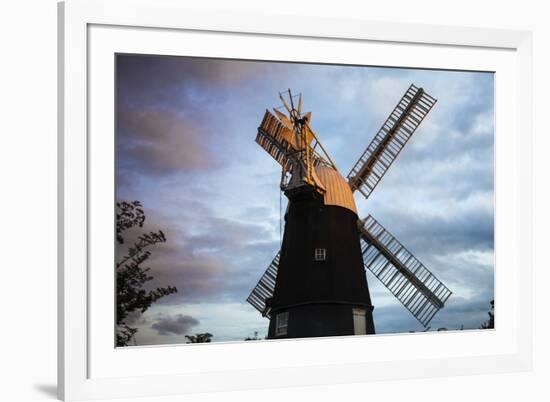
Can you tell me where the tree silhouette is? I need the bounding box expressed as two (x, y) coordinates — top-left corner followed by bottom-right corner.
(185, 333), (213, 343)
(480, 299), (495, 329)
(116, 200), (178, 346)
(244, 331), (260, 341)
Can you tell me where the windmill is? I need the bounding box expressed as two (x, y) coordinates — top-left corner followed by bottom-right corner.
(247, 84), (452, 339)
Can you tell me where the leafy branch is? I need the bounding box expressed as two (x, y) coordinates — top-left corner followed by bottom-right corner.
(116, 200), (178, 347)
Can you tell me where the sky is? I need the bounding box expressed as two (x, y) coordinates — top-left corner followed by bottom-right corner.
(116, 54), (494, 345)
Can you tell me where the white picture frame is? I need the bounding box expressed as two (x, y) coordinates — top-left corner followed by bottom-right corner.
(58, 0), (533, 400)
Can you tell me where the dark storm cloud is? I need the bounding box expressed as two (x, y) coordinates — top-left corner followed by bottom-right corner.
(116, 54), (278, 105)
(117, 200), (279, 306)
(116, 211), (225, 303)
(149, 227), (278, 304)
(115, 54), (294, 178)
(151, 313), (199, 335)
(117, 223), (226, 303)
(373, 209), (494, 256)
(117, 107), (217, 176)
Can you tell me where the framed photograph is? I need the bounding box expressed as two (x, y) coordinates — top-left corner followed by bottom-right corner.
(58, 0), (533, 400)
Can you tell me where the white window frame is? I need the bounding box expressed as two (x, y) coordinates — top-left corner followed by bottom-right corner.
(353, 308), (367, 335)
(314, 248), (326, 261)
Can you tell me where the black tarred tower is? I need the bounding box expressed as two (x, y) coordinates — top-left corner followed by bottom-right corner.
(247, 86), (452, 339)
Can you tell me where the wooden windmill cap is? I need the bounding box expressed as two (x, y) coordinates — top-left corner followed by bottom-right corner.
(315, 165), (357, 215)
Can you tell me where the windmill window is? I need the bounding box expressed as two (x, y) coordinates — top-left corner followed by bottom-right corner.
(275, 312), (289, 336)
(314, 248), (326, 261)
(353, 308), (367, 335)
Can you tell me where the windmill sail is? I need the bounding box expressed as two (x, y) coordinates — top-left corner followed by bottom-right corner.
(358, 215), (451, 327)
(347, 84), (437, 199)
(256, 110), (328, 169)
(256, 110), (296, 166)
(246, 251), (280, 318)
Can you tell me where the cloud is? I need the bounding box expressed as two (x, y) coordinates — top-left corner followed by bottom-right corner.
(115, 54), (299, 179)
(123, 310), (150, 326)
(130, 302), (268, 344)
(115, 55), (495, 343)
(116, 54), (288, 105)
(429, 296), (493, 330)
(151, 313), (200, 335)
(369, 207), (494, 257)
(117, 107), (217, 176)
(115, 54), (272, 178)
(116, 219), (227, 303)
(116, 199), (279, 306)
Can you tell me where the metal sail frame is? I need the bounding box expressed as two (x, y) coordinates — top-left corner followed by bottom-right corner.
(246, 212), (453, 327)
(347, 84), (437, 199)
(246, 251), (280, 318)
(248, 84), (451, 329)
(358, 215), (452, 327)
